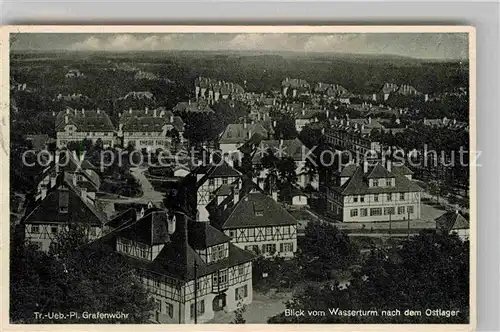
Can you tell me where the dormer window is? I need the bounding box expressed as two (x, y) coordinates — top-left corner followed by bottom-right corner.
(385, 179), (392, 187)
(373, 179), (379, 187)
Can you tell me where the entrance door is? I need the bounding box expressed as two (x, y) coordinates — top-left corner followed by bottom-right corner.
(212, 293), (227, 312)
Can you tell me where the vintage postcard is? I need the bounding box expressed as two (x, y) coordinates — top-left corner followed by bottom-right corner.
(1, 25), (475, 331)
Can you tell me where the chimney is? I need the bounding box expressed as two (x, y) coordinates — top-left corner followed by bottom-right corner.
(145, 109), (148, 115)
(363, 161), (369, 174)
(368, 117), (372, 124)
(302, 109), (305, 116)
(243, 121), (247, 129)
(137, 207), (145, 220)
(272, 190), (278, 202)
(386, 160), (392, 172)
(170, 115), (174, 123)
(52, 111), (56, 116)
(167, 213), (176, 234)
(97, 109), (100, 114)
(334, 116), (338, 121)
(326, 109), (330, 118)
(188, 100), (191, 105)
(153, 109), (157, 117)
(280, 139), (283, 147)
(129, 108), (132, 114)
(233, 188), (240, 205)
(273, 120), (277, 128)
(41, 187), (47, 200)
(81, 187), (87, 201)
(65, 115), (69, 124)
(82, 109), (85, 116)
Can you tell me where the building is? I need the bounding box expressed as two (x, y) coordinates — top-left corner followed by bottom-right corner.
(381, 83), (399, 101)
(396, 84), (420, 96)
(119, 108), (185, 151)
(104, 208), (255, 323)
(218, 122), (269, 156)
(194, 77), (245, 102)
(56, 108), (115, 149)
(435, 210), (469, 241)
(294, 108), (319, 132)
(251, 138), (316, 189)
(173, 100), (214, 114)
(24, 172), (108, 252)
(209, 189), (298, 258)
(324, 119), (382, 156)
(281, 78), (310, 98)
(65, 69), (84, 78)
(321, 160), (422, 222)
(313, 82), (348, 98)
(187, 161), (244, 222)
(423, 117), (469, 131)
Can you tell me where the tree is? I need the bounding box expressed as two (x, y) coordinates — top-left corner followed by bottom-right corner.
(269, 231), (469, 324)
(82, 138), (93, 151)
(298, 221), (358, 281)
(274, 118), (298, 140)
(230, 302), (247, 324)
(277, 156), (298, 184)
(10, 230), (156, 323)
(94, 138), (104, 151)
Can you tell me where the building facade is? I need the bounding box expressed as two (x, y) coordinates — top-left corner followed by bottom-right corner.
(56, 108), (115, 148)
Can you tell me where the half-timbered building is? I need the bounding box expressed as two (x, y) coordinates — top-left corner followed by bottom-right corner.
(210, 189), (298, 258)
(104, 208), (255, 324)
(24, 172), (108, 252)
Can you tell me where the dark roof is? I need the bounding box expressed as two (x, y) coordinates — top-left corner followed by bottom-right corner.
(173, 101), (214, 113)
(56, 109), (115, 132)
(391, 164), (414, 176)
(219, 123), (268, 144)
(103, 211), (254, 281)
(120, 109), (184, 132)
(116, 209), (171, 245)
(252, 138), (308, 163)
(25, 134), (49, 150)
(24, 184), (104, 226)
(435, 211), (469, 232)
(189, 222), (231, 249)
(195, 162), (242, 182)
(222, 192), (297, 229)
(367, 163), (396, 179)
(331, 165), (423, 196)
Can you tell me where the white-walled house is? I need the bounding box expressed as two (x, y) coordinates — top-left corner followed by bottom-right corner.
(435, 211), (469, 241)
(119, 108), (185, 151)
(56, 108), (115, 148)
(105, 209), (255, 324)
(321, 161), (422, 222)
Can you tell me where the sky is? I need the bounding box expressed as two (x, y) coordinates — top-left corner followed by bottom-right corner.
(11, 33), (469, 60)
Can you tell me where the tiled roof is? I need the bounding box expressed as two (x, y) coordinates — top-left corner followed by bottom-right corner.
(173, 101), (214, 113)
(56, 109), (115, 132)
(367, 163), (395, 179)
(331, 164), (423, 196)
(114, 209), (171, 245)
(435, 211), (469, 232)
(189, 221), (231, 249)
(281, 78), (310, 89)
(222, 192), (297, 229)
(120, 112), (184, 133)
(391, 164), (414, 176)
(103, 211), (255, 281)
(219, 123), (268, 144)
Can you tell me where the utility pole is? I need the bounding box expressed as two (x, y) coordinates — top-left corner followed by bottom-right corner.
(389, 210), (392, 242)
(407, 209), (411, 240)
(194, 260), (198, 324)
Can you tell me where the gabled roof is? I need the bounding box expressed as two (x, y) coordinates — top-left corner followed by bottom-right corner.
(221, 192), (297, 229)
(102, 211), (254, 281)
(391, 164), (414, 176)
(189, 222), (231, 249)
(173, 101), (214, 113)
(219, 123), (268, 144)
(340, 164), (358, 177)
(435, 211), (469, 232)
(195, 162), (242, 183)
(114, 209), (171, 245)
(24, 181), (105, 226)
(367, 163), (395, 179)
(331, 164), (423, 196)
(56, 109), (115, 132)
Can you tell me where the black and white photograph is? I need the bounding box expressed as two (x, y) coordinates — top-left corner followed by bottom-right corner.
(4, 26), (475, 327)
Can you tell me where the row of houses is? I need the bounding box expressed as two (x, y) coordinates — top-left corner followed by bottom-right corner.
(194, 77), (245, 102)
(56, 107), (185, 151)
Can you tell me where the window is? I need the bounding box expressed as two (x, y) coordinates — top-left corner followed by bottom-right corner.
(239, 265), (245, 276)
(374, 194), (379, 202)
(360, 196), (365, 203)
(370, 208), (382, 216)
(248, 228), (255, 238)
(265, 228), (273, 236)
(51, 226), (58, 234)
(385, 179), (392, 187)
(31, 225), (39, 233)
(398, 206), (406, 215)
(154, 299), (162, 321)
(384, 207), (395, 215)
(408, 205), (414, 214)
(208, 179), (215, 186)
(166, 302), (174, 318)
(387, 193), (392, 201)
(190, 300), (205, 318)
(229, 230), (235, 238)
(373, 179), (379, 187)
(90, 227), (97, 236)
(400, 193), (405, 201)
(210, 244), (226, 261)
(360, 208), (368, 217)
(280, 242), (294, 252)
(263, 243), (276, 254)
(353, 196), (358, 203)
(350, 209), (358, 217)
(222, 178), (228, 184)
(235, 285), (248, 301)
(283, 226), (290, 235)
